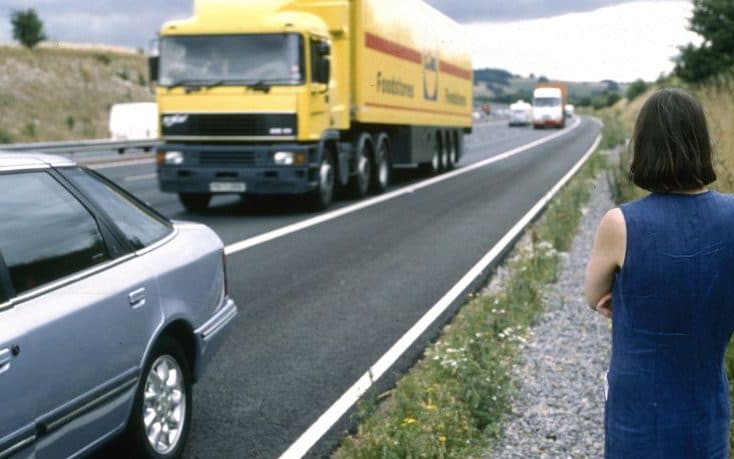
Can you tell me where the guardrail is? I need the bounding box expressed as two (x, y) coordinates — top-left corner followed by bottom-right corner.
(0, 139), (158, 155)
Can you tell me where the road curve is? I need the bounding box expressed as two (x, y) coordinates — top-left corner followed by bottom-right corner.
(93, 118), (601, 458)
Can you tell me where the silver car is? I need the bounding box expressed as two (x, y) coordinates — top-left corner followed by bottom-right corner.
(0, 154), (238, 458)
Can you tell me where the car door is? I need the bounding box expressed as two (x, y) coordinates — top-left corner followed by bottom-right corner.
(0, 256), (37, 459)
(0, 169), (163, 458)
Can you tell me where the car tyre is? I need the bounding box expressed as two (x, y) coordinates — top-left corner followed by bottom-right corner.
(179, 193), (211, 212)
(124, 335), (192, 459)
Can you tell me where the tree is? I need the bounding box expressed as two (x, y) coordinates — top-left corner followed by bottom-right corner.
(10, 9), (47, 49)
(674, 0), (734, 83)
(626, 79), (649, 101)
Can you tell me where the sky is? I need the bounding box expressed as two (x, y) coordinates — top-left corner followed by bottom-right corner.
(0, 0), (701, 82)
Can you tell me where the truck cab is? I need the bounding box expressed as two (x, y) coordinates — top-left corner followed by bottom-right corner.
(532, 87), (565, 129)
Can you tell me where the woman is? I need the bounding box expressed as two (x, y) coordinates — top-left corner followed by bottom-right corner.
(585, 88), (733, 458)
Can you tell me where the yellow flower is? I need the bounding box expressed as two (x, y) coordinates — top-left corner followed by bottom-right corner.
(423, 404), (438, 411)
(438, 436), (447, 444)
(401, 417), (417, 426)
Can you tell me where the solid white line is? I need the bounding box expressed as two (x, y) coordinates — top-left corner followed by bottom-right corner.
(224, 117), (582, 256)
(278, 129), (602, 459)
(123, 172), (157, 182)
(87, 158), (155, 170)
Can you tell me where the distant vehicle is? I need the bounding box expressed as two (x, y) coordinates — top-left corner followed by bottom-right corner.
(532, 82), (567, 129)
(0, 153), (237, 458)
(481, 103), (491, 115)
(565, 104), (575, 118)
(150, 0), (473, 211)
(473, 111), (483, 121)
(109, 102), (158, 153)
(508, 100), (532, 127)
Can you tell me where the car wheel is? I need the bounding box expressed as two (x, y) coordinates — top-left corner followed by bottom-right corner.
(309, 152), (335, 210)
(179, 193), (211, 212)
(125, 335), (192, 459)
(371, 133), (390, 193)
(350, 133), (372, 198)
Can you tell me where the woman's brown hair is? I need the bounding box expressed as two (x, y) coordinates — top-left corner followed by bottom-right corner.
(629, 88), (716, 192)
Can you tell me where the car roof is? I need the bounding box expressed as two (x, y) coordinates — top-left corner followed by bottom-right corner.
(0, 152), (76, 170)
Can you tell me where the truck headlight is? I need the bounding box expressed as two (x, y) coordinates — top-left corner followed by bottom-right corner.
(274, 152), (306, 166)
(164, 151), (184, 165)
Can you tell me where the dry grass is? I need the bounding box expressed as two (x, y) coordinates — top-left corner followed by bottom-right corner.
(0, 45), (153, 143)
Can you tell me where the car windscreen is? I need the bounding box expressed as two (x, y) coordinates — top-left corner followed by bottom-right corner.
(159, 33), (305, 87)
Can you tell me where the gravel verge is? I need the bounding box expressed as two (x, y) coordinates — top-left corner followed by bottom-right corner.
(483, 170), (614, 459)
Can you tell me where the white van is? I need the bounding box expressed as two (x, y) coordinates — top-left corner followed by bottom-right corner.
(532, 87), (565, 128)
(109, 102), (158, 141)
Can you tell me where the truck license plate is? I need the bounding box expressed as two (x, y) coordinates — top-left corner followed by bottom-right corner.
(209, 182), (246, 193)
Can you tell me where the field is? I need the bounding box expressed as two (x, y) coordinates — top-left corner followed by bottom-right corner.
(0, 44), (152, 143)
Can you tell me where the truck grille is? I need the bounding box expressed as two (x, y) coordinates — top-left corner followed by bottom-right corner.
(198, 151), (257, 165)
(161, 113), (297, 137)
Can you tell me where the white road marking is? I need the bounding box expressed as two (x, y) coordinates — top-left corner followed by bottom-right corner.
(87, 158), (155, 170)
(278, 128), (602, 459)
(123, 172), (157, 182)
(224, 116), (582, 255)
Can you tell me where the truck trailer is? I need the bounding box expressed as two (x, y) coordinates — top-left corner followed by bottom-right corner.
(150, 0), (473, 211)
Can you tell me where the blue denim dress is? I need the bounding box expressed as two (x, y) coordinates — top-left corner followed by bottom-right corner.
(606, 191), (734, 458)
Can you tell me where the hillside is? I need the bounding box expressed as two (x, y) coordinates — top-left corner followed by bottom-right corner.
(473, 67), (626, 105)
(0, 44), (153, 144)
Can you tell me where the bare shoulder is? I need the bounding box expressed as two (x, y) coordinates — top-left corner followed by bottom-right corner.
(597, 208), (627, 266)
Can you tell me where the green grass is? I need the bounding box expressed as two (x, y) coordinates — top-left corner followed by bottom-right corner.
(0, 45), (152, 142)
(333, 146), (607, 459)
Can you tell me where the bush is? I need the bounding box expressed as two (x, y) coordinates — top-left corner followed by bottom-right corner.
(626, 79), (649, 102)
(10, 9), (47, 49)
(0, 129), (13, 144)
(94, 54), (111, 65)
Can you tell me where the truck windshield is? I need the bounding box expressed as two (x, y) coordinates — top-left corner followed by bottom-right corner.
(159, 34), (304, 87)
(533, 97), (561, 107)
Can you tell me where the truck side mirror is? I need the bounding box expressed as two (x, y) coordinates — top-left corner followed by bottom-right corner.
(320, 59), (330, 84)
(318, 41), (331, 56)
(148, 56), (159, 83)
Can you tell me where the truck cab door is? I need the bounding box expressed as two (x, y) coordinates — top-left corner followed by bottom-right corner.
(308, 37), (332, 137)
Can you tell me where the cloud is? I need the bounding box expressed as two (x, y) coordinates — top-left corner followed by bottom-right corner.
(467, 1), (700, 81)
(425, 0), (674, 23)
(0, 1), (192, 49)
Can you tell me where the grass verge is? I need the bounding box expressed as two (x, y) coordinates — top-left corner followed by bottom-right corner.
(333, 144), (607, 458)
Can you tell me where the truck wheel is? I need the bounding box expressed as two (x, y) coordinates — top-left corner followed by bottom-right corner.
(445, 132), (457, 171)
(371, 133), (390, 193)
(179, 193), (211, 212)
(350, 133), (372, 198)
(422, 136), (442, 176)
(309, 154), (335, 210)
(124, 335), (192, 459)
(438, 132), (448, 172)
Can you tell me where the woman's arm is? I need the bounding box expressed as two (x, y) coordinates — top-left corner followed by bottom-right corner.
(585, 208), (626, 313)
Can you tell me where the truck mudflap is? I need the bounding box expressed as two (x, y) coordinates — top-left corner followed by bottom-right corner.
(157, 142), (321, 195)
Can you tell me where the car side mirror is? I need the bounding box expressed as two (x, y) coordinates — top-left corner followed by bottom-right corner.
(148, 56), (159, 83)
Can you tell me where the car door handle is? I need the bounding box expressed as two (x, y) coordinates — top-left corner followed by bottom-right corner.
(129, 288), (146, 309)
(0, 348), (12, 374)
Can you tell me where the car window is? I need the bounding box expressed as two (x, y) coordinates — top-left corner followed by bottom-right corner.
(61, 167), (172, 250)
(0, 172), (109, 295)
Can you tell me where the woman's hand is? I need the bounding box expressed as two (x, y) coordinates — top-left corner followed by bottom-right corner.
(595, 292), (612, 318)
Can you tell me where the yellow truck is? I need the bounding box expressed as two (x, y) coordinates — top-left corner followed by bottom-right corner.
(151, 0), (472, 210)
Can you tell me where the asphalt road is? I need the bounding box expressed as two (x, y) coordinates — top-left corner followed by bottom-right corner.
(92, 117), (600, 458)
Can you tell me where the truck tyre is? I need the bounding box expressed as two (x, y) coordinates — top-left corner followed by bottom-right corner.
(123, 335), (192, 459)
(309, 153), (335, 210)
(371, 133), (390, 193)
(422, 134), (442, 176)
(445, 132), (457, 171)
(350, 133), (372, 198)
(438, 131), (448, 172)
(179, 193), (211, 212)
